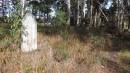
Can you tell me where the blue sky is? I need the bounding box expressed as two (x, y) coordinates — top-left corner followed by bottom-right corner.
(0, 0), (14, 17)
(105, 0), (113, 9)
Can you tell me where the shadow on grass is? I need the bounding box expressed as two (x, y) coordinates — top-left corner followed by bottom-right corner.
(38, 24), (130, 51)
(74, 26), (89, 43)
(38, 24), (90, 42)
(102, 57), (130, 73)
(103, 34), (130, 52)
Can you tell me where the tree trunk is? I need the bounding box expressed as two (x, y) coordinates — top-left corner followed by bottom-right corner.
(21, 0), (25, 17)
(66, 0), (71, 25)
(83, 0), (88, 18)
(90, 0), (93, 27)
(76, 0), (85, 26)
(77, 0), (80, 26)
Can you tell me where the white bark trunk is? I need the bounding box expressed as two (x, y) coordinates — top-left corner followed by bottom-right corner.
(21, 0), (25, 17)
(77, 0), (80, 26)
(83, 0), (88, 17)
(66, 0), (71, 25)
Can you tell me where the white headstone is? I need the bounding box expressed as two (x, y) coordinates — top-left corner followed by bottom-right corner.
(21, 12), (37, 52)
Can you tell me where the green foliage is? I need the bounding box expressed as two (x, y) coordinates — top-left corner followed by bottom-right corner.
(8, 1), (22, 36)
(29, 0), (54, 14)
(8, 14), (22, 36)
(53, 10), (67, 26)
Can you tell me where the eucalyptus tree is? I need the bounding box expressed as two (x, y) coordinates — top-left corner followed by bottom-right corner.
(20, 0), (25, 17)
(65, 0), (71, 25)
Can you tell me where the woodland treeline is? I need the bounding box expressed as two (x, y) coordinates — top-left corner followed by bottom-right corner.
(0, 0), (130, 34)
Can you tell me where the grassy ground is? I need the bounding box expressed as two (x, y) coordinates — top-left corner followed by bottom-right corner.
(0, 24), (130, 73)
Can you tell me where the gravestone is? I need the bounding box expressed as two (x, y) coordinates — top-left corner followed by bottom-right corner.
(21, 12), (37, 52)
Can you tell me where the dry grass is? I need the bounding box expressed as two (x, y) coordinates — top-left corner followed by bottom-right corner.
(0, 26), (130, 73)
(0, 32), (97, 73)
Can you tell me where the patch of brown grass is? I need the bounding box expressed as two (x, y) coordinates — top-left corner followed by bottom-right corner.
(1, 28), (130, 73)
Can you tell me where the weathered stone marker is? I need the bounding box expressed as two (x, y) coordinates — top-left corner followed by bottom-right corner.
(21, 12), (37, 52)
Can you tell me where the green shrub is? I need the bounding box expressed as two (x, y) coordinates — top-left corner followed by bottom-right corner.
(8, 1), (22, 37)
(53, 10), (67, 26)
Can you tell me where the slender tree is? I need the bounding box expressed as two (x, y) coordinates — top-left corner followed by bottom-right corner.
(66, 0), (71, 25)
